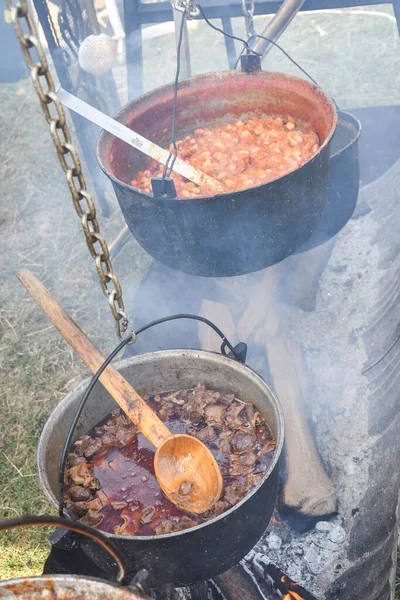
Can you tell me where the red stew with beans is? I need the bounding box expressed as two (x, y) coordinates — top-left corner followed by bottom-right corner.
(65, 385), (276, 536)
(130, 113), (319, 198)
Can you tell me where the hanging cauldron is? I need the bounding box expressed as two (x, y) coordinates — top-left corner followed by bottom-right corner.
(0, 516), (150, 600)
(294, 110), (361, 254)
(37, 349), (284, 587)
(97, 62), (337, 277)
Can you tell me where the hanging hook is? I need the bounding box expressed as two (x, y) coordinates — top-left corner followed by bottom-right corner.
(171, 0), (199, 19)
(241, 0), (256, 41)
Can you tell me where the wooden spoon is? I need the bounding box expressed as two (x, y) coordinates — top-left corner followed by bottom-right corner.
(17, 270), (223, 515)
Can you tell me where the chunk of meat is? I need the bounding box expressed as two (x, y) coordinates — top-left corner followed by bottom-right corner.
(230, 432), (256, 453)
(68, 485), (92, 502)
(205, 391), (221, 403)
(79, 509), (102, 527)
(164, 392), (185, 406)
(229, 450), (258, 476)
(154, 521), (177, 536)
(114, 508), (141, 536)
(140, 506), (156, 524)
(179, 481), (193, 496)
(83, 438), (102, 458)
(224, 483), (246, 506)
(67, 452), (85, 466)
(114, 515), (130, 536)
(259, 439), (276, 455)
(101, 432), (117, 445)
(204, 404), (226, 427)
(193, 425), (217, 442)
(203, 500), (231, 519)
(184, 399), (207, 424)
(225, 402), (247, 430)
(245, 404), (262, 428)
(74, 497), (103, 513)
(74, 435), (93, 457)
(175, 516), (198, 531)
(115, 426), (136, 446)
(111, 501), (127, 510)
(219, 393), (235, 407)
(218, 431), (232, 453)
(244, 472), (264, 490)
(158, 402), (175, 420)
(67, 462), (100, 490)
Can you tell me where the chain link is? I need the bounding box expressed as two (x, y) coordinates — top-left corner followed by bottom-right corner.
(241, 0), (256, 40)
(171, 0), (200, 19)
(6, 0), (129, 339)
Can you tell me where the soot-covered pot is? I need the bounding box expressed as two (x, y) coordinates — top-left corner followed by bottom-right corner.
(37, 350), (284, 586)
(97, 64), (337, 277)
(0, 516), (150, 600)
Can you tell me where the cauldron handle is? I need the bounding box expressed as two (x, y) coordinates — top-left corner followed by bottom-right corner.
(0, 515), (128, 585)
(240, 54), (262, 73)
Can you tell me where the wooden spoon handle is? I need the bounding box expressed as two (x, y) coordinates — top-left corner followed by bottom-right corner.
(17, 269), (171, 449)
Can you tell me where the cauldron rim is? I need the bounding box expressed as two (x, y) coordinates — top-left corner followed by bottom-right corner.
(0, 574), (144, 599)
(96, 69), (337, 202)
(331, 111), (361, 158)
(37, 349), (284, 542)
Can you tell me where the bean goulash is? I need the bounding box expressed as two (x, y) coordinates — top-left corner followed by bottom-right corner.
(130, 113), (319, 198)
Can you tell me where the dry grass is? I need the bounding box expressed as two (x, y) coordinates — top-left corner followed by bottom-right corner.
(0, 74), (149, 576)
(0, 3), (399, 591)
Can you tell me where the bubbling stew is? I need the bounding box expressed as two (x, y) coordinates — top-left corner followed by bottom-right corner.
(129, 112), (320, 198)
(65, 384), (276, 536)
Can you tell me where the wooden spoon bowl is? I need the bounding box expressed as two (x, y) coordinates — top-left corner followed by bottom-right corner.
(155, 433), (223, 514)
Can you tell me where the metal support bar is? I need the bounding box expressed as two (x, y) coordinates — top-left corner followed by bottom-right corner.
(221, 17), (237, 69)
(252, 0), (306, 58)
(126, 0), (393, 25)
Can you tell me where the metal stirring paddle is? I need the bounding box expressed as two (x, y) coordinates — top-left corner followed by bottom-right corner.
(57, 87), (223, 194)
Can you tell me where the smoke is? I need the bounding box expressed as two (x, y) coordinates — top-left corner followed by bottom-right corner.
(2, 3), (400, 597)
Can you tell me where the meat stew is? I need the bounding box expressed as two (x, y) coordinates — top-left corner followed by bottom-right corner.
(65, 384), (276, 536)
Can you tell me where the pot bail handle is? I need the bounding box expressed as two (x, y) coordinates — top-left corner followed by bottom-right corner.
(0, 515), (128, 585)
(240, 53), (262, 73)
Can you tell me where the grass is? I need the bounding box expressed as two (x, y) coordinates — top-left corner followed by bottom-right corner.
(0, 75), (148, 577)
(0, 3), (399, 593)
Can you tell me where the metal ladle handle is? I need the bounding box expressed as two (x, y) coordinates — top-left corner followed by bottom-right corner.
(57, 88), (223, 194)
(0, 515), (127, 584)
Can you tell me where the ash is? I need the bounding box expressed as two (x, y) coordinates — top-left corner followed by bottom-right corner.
(245, 516), (347, 594)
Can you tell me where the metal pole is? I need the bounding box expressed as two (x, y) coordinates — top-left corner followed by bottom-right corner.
(251, 0), (305, 58)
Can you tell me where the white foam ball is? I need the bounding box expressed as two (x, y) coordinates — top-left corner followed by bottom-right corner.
(78, 33), (118, 76)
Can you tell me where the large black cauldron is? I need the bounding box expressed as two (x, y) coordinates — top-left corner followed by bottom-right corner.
(37, 350), (284, 587)
(97, 69), (337, 277)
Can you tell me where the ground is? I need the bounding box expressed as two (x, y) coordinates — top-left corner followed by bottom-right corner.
(0, 2), (399, 594)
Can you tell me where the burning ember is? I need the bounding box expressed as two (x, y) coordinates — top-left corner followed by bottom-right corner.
(262, 563), (318, 600)
(281, 575), (307, 600)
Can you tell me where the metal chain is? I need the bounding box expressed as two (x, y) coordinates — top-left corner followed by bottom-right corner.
(5, 0), (129, 339)
(171, 0), (199, 19)
(241, 0), (256, 40)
